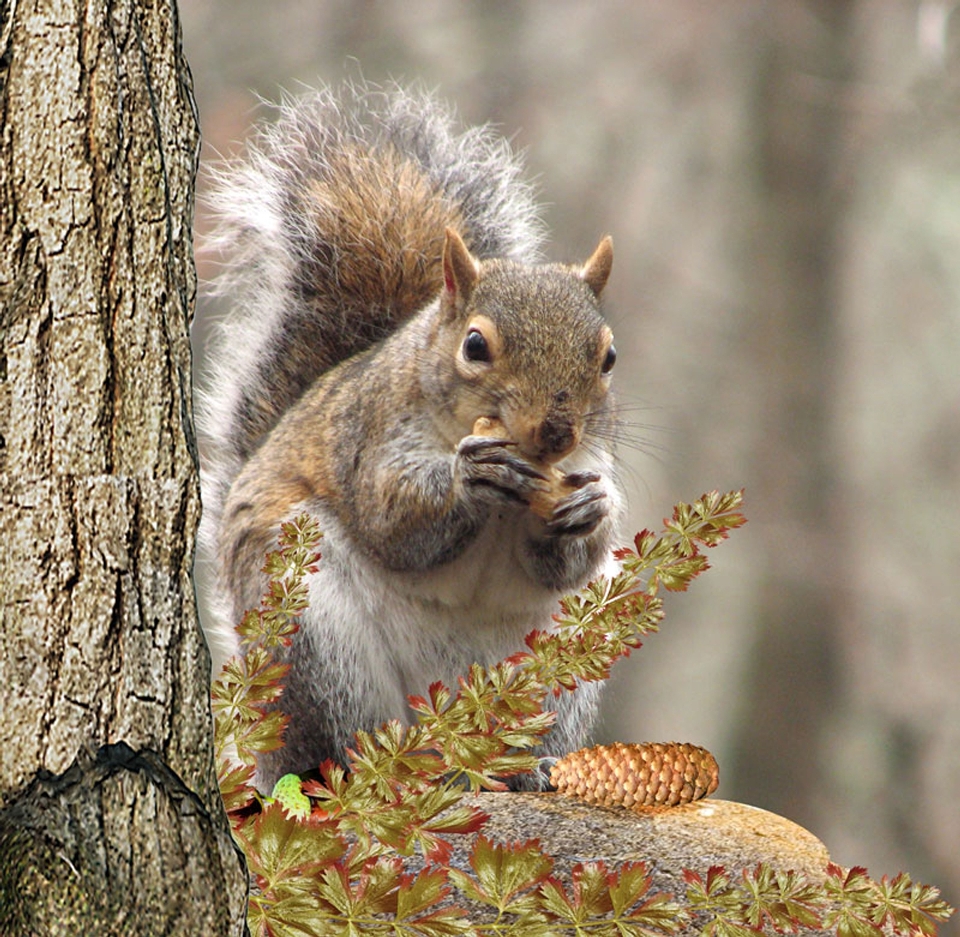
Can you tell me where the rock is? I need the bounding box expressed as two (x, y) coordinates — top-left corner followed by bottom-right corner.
(478, 793), (829, 875)
(448, 794), (834, 934)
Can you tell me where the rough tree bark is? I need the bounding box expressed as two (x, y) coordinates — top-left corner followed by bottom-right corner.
(0, 1), (247, 933)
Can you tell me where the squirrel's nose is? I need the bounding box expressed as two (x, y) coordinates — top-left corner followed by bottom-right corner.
(532, 417), (580, 463)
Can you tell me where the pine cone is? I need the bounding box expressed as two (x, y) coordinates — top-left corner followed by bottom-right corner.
(549, 742), (719, 810)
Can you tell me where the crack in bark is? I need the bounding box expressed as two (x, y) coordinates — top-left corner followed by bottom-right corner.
(1, 742), (246, 933)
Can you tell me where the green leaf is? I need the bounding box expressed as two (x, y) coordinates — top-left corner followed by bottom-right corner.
(312, 857), (468, 935)
(458, 836), (554, 916)
(336, 799), (418, 855)
(735, 863), (815, 932)
(240, 802), (346, 896)
(393, 866), (451, 921)
(212, 648), (288, 715)
(623, 891), (688, 936)
(347, 721), (444, 799)
(216, 758), (257, 816)
(350, 856), (407, 916)
(702, 920), (763, 937)
(651, 553), (710, 593)
(249, 893), (335, 937)
(316, 863), (356, 916)
(539, 877), (584, 926)
(234, 709), (289, 760)
(840, 868), (955, 937)
(685, 866), (760, 937)
(823, 866), (886, 937)
(401, 789), (482, 863)
(608, 863), (649, 915)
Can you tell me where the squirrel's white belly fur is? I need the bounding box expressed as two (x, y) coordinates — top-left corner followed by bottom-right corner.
(300, 503), (564, 710)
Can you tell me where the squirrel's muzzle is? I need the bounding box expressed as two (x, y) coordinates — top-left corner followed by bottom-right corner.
(530, 415), (580, 464)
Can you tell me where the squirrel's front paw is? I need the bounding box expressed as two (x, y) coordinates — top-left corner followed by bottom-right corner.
(543, 473), (609, 537)
(457, 435), (549, 504)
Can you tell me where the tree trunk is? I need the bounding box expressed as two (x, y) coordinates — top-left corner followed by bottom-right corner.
(0, 1), (247, 933)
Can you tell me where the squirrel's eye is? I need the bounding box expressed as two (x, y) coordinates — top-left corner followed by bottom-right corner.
(463, 328), (491, 363)
(601, 343), (617, 374)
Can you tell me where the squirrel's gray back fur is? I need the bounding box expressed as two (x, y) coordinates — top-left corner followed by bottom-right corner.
(198, 82), (545, 522)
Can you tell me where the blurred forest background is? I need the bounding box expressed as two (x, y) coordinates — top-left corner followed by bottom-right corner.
(182, 0), (960, 920)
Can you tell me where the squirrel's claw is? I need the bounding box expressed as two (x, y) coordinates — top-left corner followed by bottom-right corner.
(560, 470), (601, 489)
(458, 435), (550, 502)
(458, 435), (549, 480)
(544, 482), (608, 537)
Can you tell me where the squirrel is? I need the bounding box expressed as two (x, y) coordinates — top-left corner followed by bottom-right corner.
(196, 82), (623, 791)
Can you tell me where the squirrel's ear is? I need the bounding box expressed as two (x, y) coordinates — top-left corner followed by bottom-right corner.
(442, 228), (479, 315)
(580, 236), (613, 297)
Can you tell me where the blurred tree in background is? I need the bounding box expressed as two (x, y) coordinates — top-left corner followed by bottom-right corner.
(183, 0), (960, 925)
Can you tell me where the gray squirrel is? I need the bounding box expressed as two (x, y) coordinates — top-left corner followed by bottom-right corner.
(196, 83), (623, 790)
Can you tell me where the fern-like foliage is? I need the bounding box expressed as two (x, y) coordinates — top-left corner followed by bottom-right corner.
(210, 493), (954, 937)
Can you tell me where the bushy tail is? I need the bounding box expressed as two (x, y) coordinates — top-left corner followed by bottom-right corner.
(197, 81), (544, 482)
